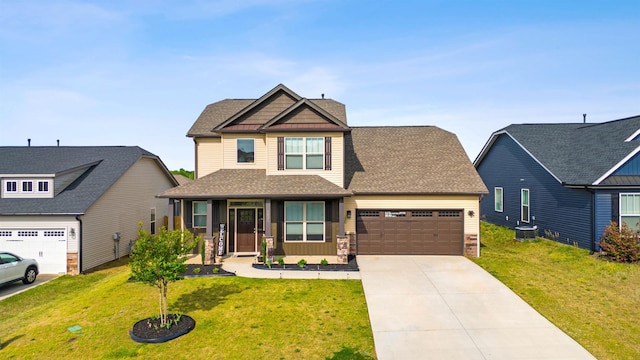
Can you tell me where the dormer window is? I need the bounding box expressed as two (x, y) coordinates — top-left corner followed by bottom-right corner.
(6, 181), (17, 193)
(38, 181), (49, 192)
(22, 181), (33, 192)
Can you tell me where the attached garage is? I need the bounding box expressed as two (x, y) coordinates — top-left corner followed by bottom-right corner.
(0, 227), (68, 274)
(355, 209), (464, 255)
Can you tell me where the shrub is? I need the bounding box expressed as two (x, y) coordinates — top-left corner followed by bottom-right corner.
(297, 259), (307, 268)
(599, 221), (640, 263)
(277, 257), (285, 266)
(320, 258), (329, 266)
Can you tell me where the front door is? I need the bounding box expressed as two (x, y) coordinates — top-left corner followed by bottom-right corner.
(237, 209), (256, 252)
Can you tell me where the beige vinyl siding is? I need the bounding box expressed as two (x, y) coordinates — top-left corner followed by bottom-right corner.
(265, 132), (344, 187)
(221, 134), (267, 169)
(81, 157), (174, 272)
(344, 194), (481, 240)
(195, 137), (223, 178)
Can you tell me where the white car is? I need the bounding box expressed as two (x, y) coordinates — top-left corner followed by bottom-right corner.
(0, 251), (39, 286)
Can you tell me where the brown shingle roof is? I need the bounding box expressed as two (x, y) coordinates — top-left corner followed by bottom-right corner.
(345, 127), (488, 194)
(158, 169), (352, 199)
(188, 99), (347, 137)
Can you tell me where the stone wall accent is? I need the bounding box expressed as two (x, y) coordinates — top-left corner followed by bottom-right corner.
(337, 235), (349, 264)
(204, 236), (215, 264)
(67, 253), (79, 275)
(464, 234), (478, 258)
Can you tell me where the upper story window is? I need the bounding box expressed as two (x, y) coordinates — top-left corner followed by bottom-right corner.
(2, 178), (53, 198)
(237, 139), (255, 163)
(284, 137), (324, 170)
(6, 181), (17, 193)
(38, 181), (49, 192)
(22, 181), (33, 192)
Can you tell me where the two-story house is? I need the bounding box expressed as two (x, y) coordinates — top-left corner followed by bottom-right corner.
(0, 146), (177, 274)
(159, 84), (487, 261)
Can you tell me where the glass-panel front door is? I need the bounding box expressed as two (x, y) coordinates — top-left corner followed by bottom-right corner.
(237, 208), (256, 252)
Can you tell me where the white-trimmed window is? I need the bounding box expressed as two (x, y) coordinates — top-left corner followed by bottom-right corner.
(285, 201), (325, 241)
(6, 181), (17, 193)
(150, 208), (156, 234)
(620, 193), (640, 231)
(521, 189), (530, 223)
(193, 201), (207, 228)
(237, 139), (255, 163)
(285, 137), (324, 169)
(38, 181), (49, 192)
(495, 187), (503, 212)
(22, 181), (33, 192)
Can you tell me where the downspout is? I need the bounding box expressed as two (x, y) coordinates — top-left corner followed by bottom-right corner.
(75, 215), (84, 274)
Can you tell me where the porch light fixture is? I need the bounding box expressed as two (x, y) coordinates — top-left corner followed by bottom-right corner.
(346, 210), (352, 219)
(69, 228), (76, 239)
(467, 210), (475, 217)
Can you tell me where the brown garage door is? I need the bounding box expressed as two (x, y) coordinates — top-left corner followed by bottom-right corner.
(356, 210), (463, 255)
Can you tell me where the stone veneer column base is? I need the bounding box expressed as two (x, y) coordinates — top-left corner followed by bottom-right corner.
(337, 236), (349, 264)
(204, 237), (215, 265)
(464, 234), (478, 258)
(67, 253), (79, 275)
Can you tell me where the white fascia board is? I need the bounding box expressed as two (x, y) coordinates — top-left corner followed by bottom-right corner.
(625, 128), (640, 142)
(474, 130), (563, 184)
(0, 174), (55, 177)
(593, 145), (640, 185)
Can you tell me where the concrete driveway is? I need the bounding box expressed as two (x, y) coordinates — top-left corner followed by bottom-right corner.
(0, 274), (59, 301)
(358, 256), (595, 360)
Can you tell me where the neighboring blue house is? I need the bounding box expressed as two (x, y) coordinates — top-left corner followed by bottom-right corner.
(474, 115), (640, 251)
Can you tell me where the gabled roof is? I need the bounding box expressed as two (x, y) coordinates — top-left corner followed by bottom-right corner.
(345, 127), (488, 194)
(474, 115), (640, 185)
(0, 146), (176, 215)
(157, 169), (351, 199)
(187, 84), (348, 137)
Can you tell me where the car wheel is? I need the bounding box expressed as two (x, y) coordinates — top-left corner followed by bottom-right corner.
(23, 267), (37, 284)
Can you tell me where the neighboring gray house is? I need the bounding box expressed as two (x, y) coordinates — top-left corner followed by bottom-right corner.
(0, 146), (177, 274)
(474, 115), (640, 251)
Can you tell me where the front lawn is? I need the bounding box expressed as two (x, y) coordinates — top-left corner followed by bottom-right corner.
(0, 259), (375, 359)
(474, 222), (640, 360)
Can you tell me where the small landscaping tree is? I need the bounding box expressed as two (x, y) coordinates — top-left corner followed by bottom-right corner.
(130, 224), (198, 326)
(599, 221), (640, 263)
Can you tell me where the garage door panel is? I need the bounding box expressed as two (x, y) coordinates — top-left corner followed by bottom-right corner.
(0, 228), (67, 274)
(356, 210), (463, 255)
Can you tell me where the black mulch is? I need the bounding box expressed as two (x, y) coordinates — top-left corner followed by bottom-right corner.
(130, 314), (195, 343)
(252, 255), (359, 272)
(182, 264), (236, 277)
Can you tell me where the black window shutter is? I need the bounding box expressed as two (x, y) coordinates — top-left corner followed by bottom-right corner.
(277, 137), (284, 170)
(324, 137), (332, 170)
(611, 193), (619, 223)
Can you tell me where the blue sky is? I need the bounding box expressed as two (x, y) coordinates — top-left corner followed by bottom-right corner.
(1, 0), (639, 170)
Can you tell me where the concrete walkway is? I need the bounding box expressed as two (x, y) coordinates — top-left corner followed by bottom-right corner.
(219, 256), (360, 280)
(357, 256), (595, 360)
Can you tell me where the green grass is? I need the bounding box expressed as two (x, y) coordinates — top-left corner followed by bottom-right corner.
(474, 222), (640, 360)
(0, 259), (375, 359)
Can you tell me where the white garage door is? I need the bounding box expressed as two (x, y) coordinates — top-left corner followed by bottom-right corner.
(0, 228), (67, 274)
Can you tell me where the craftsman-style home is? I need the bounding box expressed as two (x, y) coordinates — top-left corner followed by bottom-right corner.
(159, 84), (487, 261)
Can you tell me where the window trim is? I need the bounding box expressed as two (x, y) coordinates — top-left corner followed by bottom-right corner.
(150, 208), (156, 234)
(494, 187), (503, 212)
(37, 180), (49, 193)
(283, 137), (325, 170)
(5, 180), (17, 193)
(236, 138), (255, 164)
(521, 188), (530, 223)
(192, 201), (207, 229)
(284, 201), (325, 242)
(619, 193), (640, 230)
(22, 181), (33, 192)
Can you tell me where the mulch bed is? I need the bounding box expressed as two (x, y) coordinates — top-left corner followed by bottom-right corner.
(130, 314), (195, 343)
(252, 255), (359, 271)
(182, 264), (235, 277)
